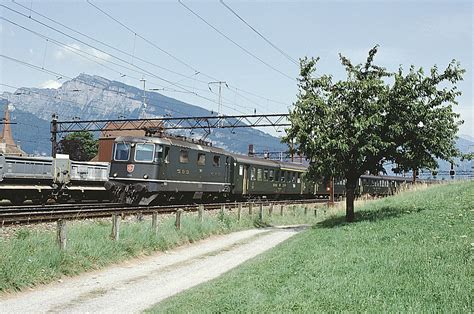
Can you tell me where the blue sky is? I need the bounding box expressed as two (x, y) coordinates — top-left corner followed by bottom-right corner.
(0, 0), (472, 137)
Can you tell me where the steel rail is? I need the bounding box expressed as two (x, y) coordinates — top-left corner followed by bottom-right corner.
(0, 199), (328, 226)
(0, 202), (124, 214)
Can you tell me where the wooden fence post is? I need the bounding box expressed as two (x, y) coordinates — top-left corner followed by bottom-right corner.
(314, 209), (318, 217)
(280, 204), (284, 216)
(56, 219), (67, 250)
(258, 203), (264, 221)
(175, 209), (183, 230)
(136, 212), (143, 221)
(111, 214), (120, 241)
(249, 203), (253, 215)
(151, 212), (158, 235)
(304, 206), (308, 215)
(220, 204), (225, 215)
(237, 203), (242, 221)
(269, 203), (273, 216)
(198, 205), (204, 223)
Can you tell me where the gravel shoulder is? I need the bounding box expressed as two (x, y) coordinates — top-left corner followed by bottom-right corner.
(0, 226), (306, 313)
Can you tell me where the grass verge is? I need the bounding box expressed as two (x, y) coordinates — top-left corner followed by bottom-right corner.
(0, 203), (325, 293)
(150, 181), (473, 312)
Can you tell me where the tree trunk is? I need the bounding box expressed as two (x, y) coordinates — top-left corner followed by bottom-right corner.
(345, 178), (357, 222)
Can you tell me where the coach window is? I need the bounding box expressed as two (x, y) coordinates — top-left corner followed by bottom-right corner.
(263, 169), (269, 181)
(269, 169), (275, 181)
(239, 165), (244, 176)
(197, 153), (206, 166)
(114, 142), (131, 161)
(281, 171), (286, 182)
(250, 167), (256, 181)
(213, 155), (221, 167)
(135, 143), (155, 162)
(257, 168), (263, 181)
(180, 150), (189, 163)
(297, 173), (301, 183)
(275, 170), (280, 182)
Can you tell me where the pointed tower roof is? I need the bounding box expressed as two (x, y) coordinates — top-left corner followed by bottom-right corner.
(1, 104), (15, 145)
(0, 103), (26, 156)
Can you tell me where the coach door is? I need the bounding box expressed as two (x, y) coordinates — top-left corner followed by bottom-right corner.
(242, 165), (249, 194)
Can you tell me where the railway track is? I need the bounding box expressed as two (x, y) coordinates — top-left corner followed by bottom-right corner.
(0, 199), (328, 226)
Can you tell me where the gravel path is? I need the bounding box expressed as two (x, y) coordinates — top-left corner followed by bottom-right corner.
(0, 226), (305, 313)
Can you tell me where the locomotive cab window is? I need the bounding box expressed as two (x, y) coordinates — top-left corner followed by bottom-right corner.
(163, 147), (170, 163)
(154, 145), (163, 162)
(197, 153), (206, 166)
(135, 143), (155, 162)
(114, 143), (131, 161)
(180, 150), (189, 163)
(213, 155), (221, 167)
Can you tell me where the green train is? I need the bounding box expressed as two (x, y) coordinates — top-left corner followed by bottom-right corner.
(105, 136), (412, 205)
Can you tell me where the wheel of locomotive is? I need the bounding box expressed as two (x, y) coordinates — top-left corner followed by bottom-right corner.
(31, 195), (50, 205)
(10, 195), (25, 206)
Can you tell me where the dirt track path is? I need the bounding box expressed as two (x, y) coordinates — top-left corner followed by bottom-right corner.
(0, 226), (305, 313)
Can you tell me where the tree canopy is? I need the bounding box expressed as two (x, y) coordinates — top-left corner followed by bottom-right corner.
(58, 131), (98, 161)
(285, 46), (464, 221)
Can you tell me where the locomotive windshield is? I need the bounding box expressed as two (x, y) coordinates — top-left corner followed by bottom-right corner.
(135, 143), (155, 162)
(114, 143), (131, 161)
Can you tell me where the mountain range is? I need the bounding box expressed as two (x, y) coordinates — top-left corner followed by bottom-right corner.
(0, 73), (472, 177)
(0, 73), (286, 155)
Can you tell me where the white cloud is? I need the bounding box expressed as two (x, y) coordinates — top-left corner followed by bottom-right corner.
(90, 48), (111, 61)
(54, 49), (65, 60)
(40, 80), (62, 89)
(53, 43), (111, 63)
(54, 43), (82, 60)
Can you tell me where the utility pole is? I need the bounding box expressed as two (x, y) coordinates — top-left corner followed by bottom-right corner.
(140, 78), (147, 118)
(51, 113), (58, 157)
(208, 81), (228, 126)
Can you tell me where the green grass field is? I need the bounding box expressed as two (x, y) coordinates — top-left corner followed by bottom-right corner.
(0, 203), (324, 293)
(151, 181), (473, 312)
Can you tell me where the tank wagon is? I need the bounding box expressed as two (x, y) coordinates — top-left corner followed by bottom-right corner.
(105, 136), (412, 205)
(0, 154), (109, 204)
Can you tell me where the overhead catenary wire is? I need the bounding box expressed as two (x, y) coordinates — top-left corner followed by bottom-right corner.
(1, 3), (250, 116)
(177, 0), (295, 81)
(86, 0), (200, 74)
(8, 1), (290, 110)
(1, 83), (285, 152)
(219, 0), (298, 66)
(9, 1), (201, 83)
(84, 0), (273, 112)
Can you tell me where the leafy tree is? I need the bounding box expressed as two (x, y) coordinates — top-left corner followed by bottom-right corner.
(58, 131), (98, 161)
(285, 46), (464, 222)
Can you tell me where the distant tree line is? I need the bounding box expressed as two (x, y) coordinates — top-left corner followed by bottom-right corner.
(58, 131), (98, 161)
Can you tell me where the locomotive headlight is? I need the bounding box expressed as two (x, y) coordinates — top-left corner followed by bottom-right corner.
(143, 174), (149, 179)
(113, 173), (118, 177)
